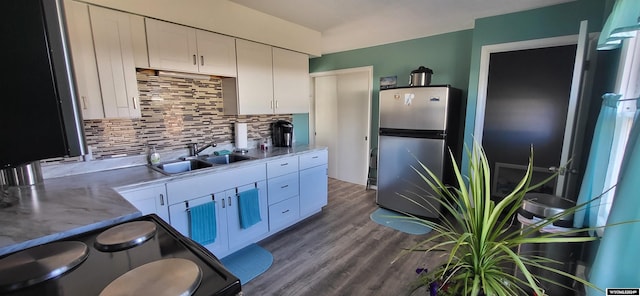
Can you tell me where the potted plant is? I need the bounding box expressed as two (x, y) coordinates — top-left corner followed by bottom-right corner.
(395, 142), (600, 296)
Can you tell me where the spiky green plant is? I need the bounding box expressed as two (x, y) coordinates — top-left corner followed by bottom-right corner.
(395, 142), (602, 296)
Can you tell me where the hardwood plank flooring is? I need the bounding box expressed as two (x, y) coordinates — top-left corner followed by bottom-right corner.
(242, 178), (445, 296)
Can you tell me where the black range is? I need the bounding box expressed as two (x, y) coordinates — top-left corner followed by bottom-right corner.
(0, 214), (241, 296)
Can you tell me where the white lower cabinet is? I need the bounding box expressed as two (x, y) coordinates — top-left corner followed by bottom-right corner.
(158, 150), (329, 257)
(266, 156), (300, 231)
(299, 164), (328, 216)
(226, 182), (268, 251)
(299, 150), (329, 216)
(169, 192), (229, 255)
(118, 184), (169, 222)
(165, 165), (268, 258)
(168, 181), (268, 257)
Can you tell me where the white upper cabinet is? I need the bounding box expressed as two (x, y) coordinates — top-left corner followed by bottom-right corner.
(272, 47), (310, 114)
(234, 39), (274, 115)
(146, 19), (237, 77)
(64, 1), (103, 119)
(195, 30), (237, 77)
(64, 2), (141, 119)
(90, 6), (141, 118)
(228, 39), (309, 115)
(129, 15), (149, 68)
(146, 19), (198, 73)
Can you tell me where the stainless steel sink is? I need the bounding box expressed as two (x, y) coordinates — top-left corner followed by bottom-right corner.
(200, 154), (253, 165)
(154, 159), (213, 174)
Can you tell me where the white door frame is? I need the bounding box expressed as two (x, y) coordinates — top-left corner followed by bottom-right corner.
(310, 66), (373, 184)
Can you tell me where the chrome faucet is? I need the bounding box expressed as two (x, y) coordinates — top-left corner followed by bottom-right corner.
(187, 142), (217, 157)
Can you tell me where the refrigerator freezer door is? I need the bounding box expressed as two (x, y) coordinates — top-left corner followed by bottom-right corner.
(376, 135), (445, 218)
(379, 87), (449, 131)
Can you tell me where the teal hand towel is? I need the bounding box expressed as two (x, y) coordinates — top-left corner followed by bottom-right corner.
(188, 202), (216, 245)
(238, 188), (261, 229)
(214, 149), (232, 156)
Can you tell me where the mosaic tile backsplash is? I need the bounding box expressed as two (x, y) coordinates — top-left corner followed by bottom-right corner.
(49, 71), (291, 163)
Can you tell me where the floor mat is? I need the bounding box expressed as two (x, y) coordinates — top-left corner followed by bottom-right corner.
(221, 244), (273, 285)
(370, 208), (432, 235)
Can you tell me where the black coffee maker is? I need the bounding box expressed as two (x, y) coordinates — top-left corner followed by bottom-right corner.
(272, 120), (294, 147)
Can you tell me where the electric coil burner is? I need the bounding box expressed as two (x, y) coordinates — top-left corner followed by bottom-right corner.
(0, 214), (240, 296)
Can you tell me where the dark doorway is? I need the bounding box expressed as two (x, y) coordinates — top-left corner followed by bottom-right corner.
(483, 45), (577, 198)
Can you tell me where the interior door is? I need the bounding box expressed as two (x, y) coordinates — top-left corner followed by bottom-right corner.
(313, 69), (371, 185)
(481, 21), (591, 200)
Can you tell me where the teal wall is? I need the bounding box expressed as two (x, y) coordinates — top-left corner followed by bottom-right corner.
(307, 29), (473, 147)
(307, 0), (607, 170)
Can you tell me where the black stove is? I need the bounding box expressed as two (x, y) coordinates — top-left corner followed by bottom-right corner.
(0, 214), (241, 296)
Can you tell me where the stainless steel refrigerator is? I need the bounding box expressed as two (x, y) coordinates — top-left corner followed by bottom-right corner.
(376, 85), (464, 218)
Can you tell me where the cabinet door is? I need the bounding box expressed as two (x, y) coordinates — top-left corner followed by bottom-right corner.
(146, 19), (198, 73)
(119, 185), (169, 222)
(129, 14), (149, 68)
(226, 181), (269, 251)
(235, 39), (274, 115)
(196, 30), (236, 77)
(168, 192), (229, 256)
(89, 6), (140, 118)
(299, 164), (328, 216)
(64, 1), (103, 119)
(272, 47), (310, 114)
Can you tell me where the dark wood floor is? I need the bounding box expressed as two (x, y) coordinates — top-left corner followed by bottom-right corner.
(242, 178), (444, 296)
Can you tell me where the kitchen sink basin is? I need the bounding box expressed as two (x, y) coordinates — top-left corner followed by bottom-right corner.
(200, 154), (253, 165)
(154, 159), (213, 174)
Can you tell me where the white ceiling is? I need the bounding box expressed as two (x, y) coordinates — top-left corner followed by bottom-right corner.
(229, 0), (574, 54)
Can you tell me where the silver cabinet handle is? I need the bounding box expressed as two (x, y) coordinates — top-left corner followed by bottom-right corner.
(281, 184), (289, 189)
(228, 197), (232, 206)
(275, 100), (279, 109)
(280, 163), (288, 166)
(193, 54), (197, 65)
(200, 55), (204, 66)
(159, 194), (164, 206)
(282, 209), (290, 214)
(132, 97), (138, 109)
(222, 197), (226, 208)
(312, 156), (318, 159)
(81, 96), (87, 110)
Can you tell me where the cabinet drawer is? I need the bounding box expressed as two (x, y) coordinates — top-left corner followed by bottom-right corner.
(299, 150), (328, 170)
(266, 156), (298, 178)
(268, 196), (300, 231)
(267, 172), (299, 205)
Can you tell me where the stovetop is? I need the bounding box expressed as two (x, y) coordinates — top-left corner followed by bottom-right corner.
(0, 214), (241, 296)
